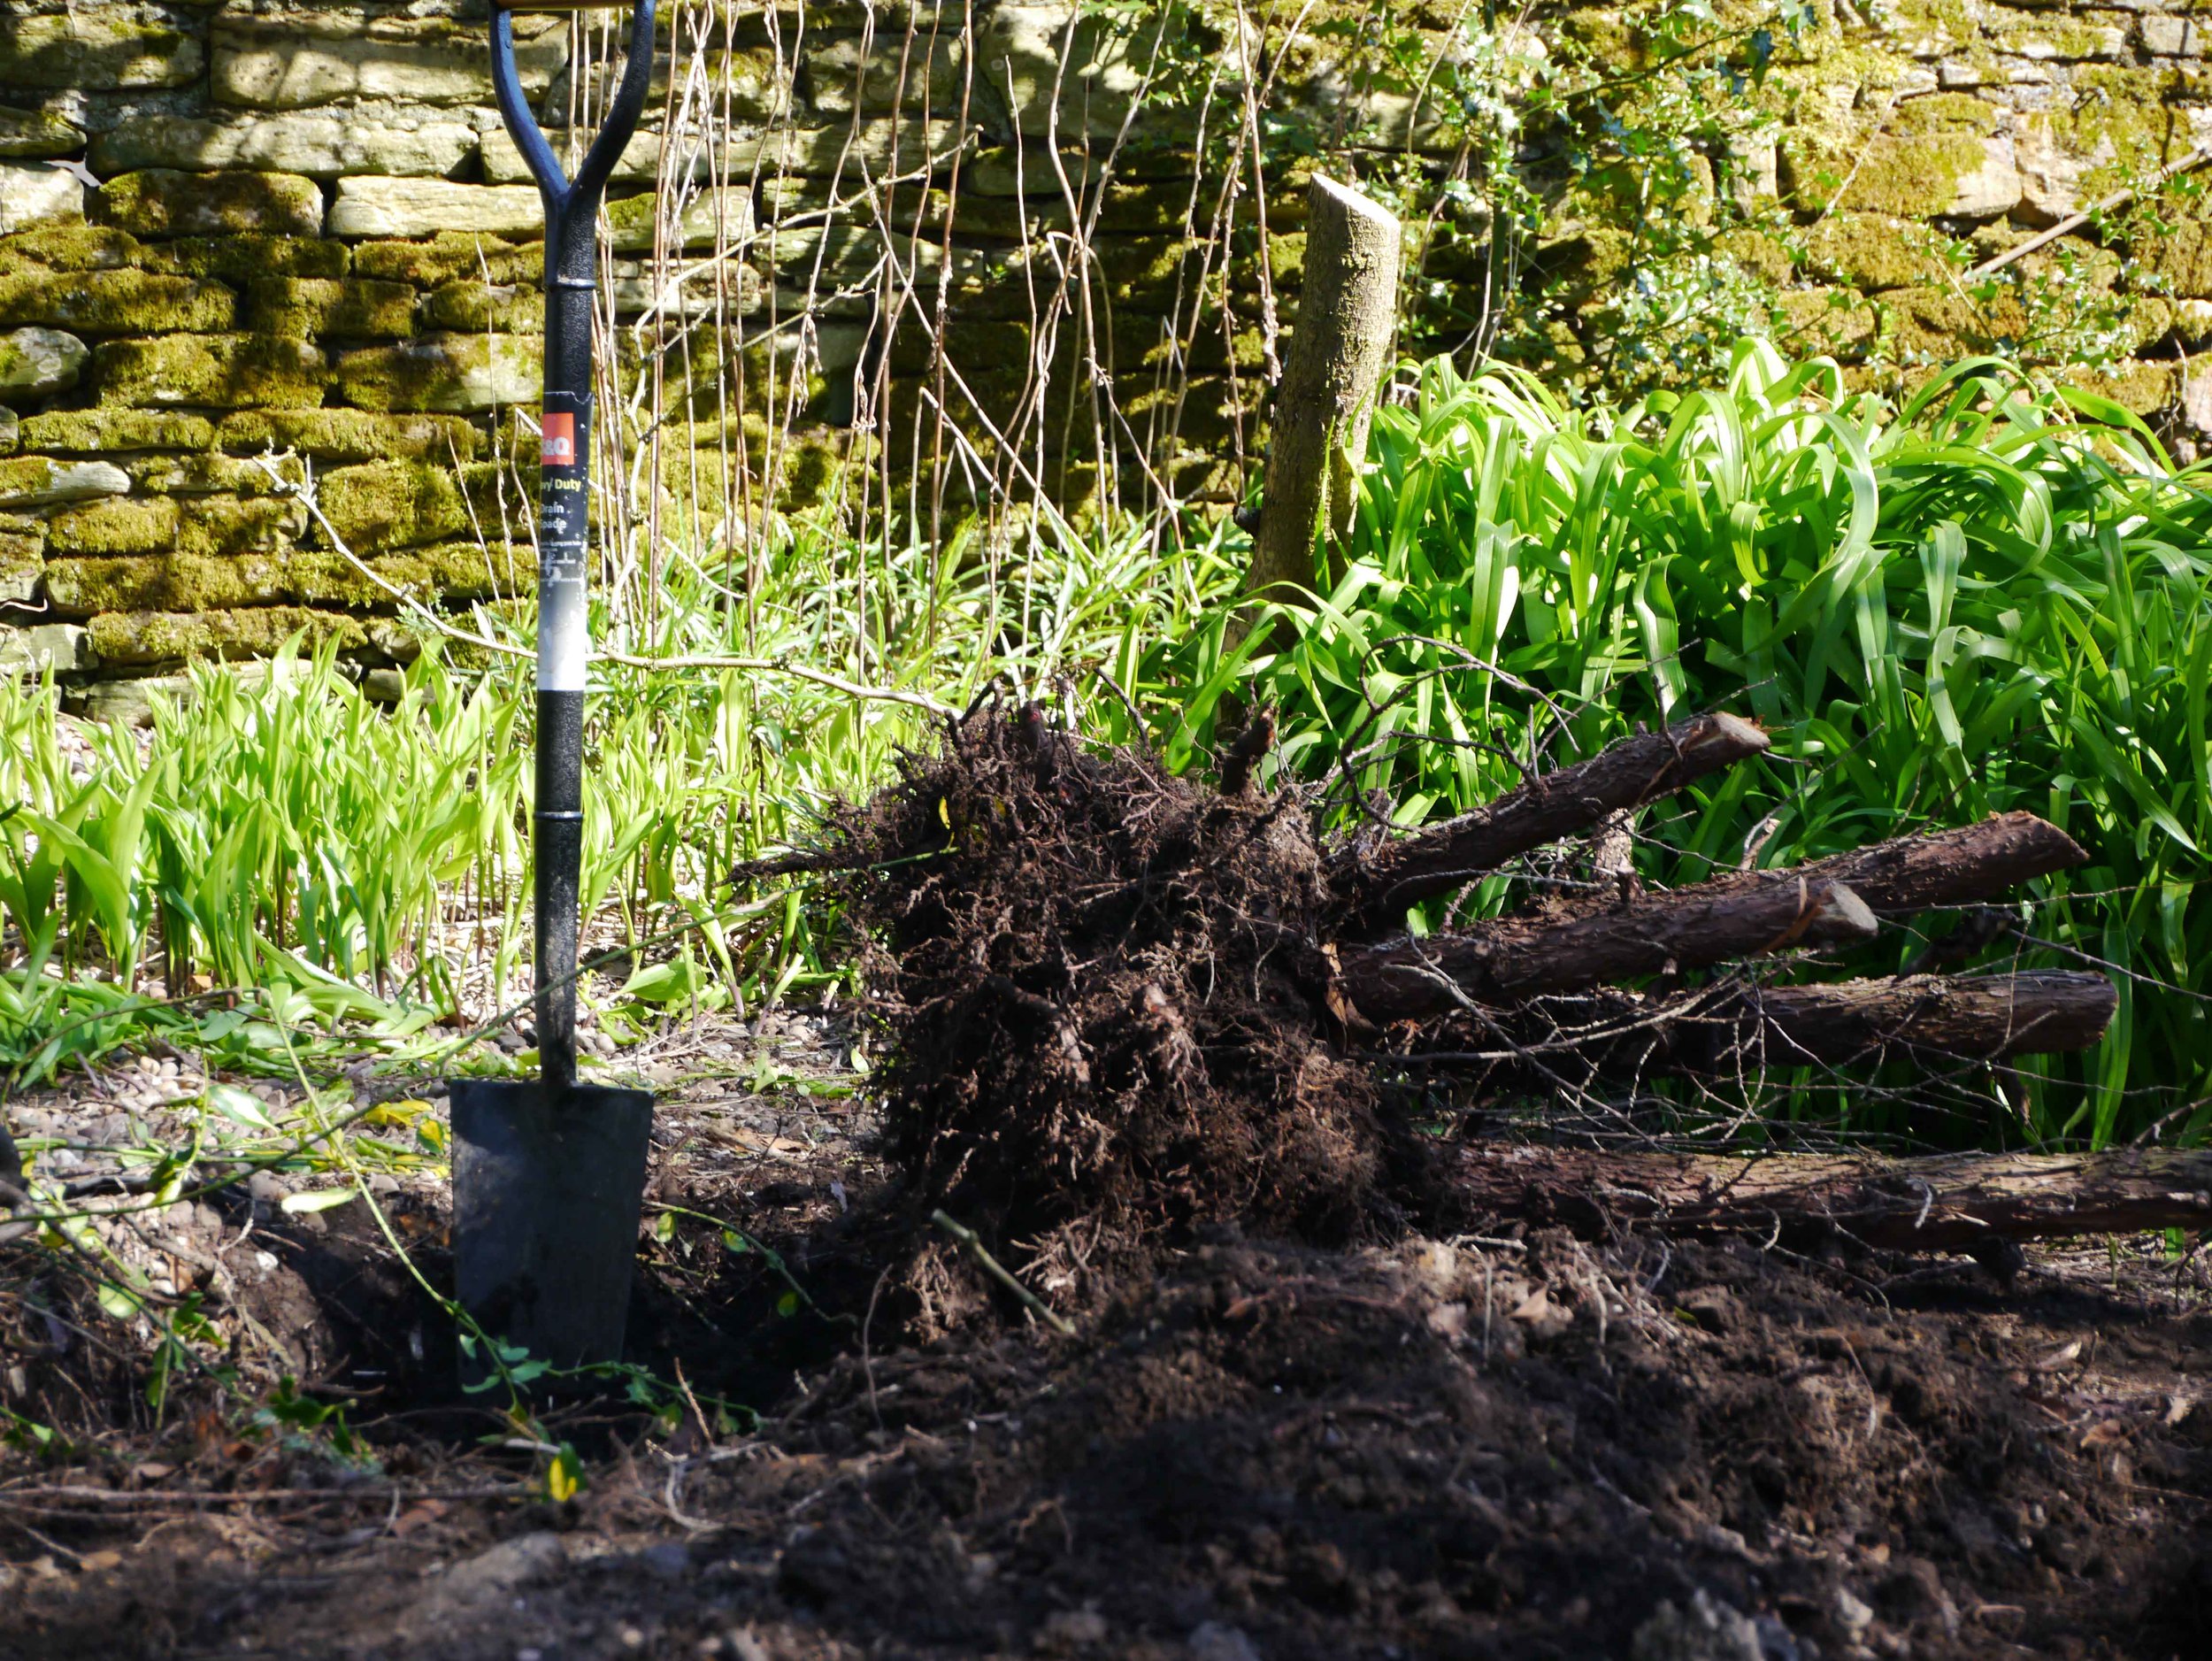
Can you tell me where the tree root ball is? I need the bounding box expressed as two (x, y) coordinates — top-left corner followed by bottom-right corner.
(834, 705), (1391, 1250)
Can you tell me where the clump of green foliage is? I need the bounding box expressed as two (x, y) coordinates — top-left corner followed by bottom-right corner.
(1155, 339), (2212, 1145)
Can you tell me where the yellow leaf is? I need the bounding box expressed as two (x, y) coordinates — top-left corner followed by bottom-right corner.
(546, 1446), (582, 1503)
(363, 1098), (430, 1127)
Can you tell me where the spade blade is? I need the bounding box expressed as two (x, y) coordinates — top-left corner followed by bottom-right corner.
(450, 1078), (654, 1377)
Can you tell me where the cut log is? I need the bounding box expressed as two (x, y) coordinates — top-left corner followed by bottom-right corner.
(1710, 971), (2117, 1066)
(1444, 1142), (2212, 1254)
(1243, 176), (1402, 607)
(1705, 811), (2085, 914)
(1333, 711), (1770, 932)
(1341, 880), (1878, 1020)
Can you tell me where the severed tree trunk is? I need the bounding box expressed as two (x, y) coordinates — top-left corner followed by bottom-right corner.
(1340, 879), (1879, 1019)
(1709, 971), (2117, 1066)
(1244, 175), (1402, 607)
(1333, 712), (1770, 933)
(1693, 811), (2085, 916)
(1444, 1141), (2211, 1254)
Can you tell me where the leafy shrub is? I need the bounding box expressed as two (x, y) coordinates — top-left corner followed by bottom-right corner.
(1164, 340), (2212, 1144)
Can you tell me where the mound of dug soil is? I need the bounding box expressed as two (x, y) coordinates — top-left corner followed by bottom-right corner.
(11, 1219), (2208, 1661)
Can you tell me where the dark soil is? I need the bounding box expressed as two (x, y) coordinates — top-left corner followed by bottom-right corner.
(4, 1033), (2208, 1661)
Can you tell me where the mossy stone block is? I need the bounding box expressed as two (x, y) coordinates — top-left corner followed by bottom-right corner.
(47, 554), (292, 619)
(20, 409), (216, 452)
(46, 496), (180, 557)
(48, 487), (299, 555)
(1889, 94), (2006, 138)
(315, 458), (472, 552)
(0, 325), (86, 402)
(142, 236), (351, 285)
(351, 233), (543, 290)
(1804, 215), (1953, 293)
(45, 552), (289, 619)
(0, 270), (235, 335)
(246, 277), (419, 341)
(0, 519), (40, 603)
(424, 281), (542, 335)
(88, 605), (366, 666)
(1781, 133), (2019, 220)
(2062, 360), (2180, 415)
(1711, 228), (1794, 288)
(0, 224), (142, 277)
(93, 335), (329, 410)
(334, 333), (539, 413)
(288, 539), (529, 608)
(216, 408), (483, 464)
(1772, 288), (1878, 361)
(0, 12), (203, 91)
(96, 171), (324, 240)
(0, 455), (129, 510)
(0, 108), (86, 161)
(2148, 223), (2212, 300)
(129, 453), (288, 496)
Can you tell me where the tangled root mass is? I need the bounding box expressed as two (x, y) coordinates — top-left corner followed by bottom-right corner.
(838, 706), (1392, 1248)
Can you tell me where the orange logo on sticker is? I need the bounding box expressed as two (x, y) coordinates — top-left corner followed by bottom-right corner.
(541, 412), (575, 466)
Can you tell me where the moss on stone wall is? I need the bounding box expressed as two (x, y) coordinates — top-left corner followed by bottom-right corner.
(1804, 215), (1954, 293)
(45, 496), (179, 557)
(216, 408), (484, 463)
(45, 491), (301, 558)
(88, 605), (366, 666)
(0, 224), (142, 276)
(0, 269), (235, 334)
(423, 281), (541, 335)
(96, 170), (324, 240)
(314, 458), (473, 552)
(92, 334), (329, 408)
(128, 453), (286, 495)
(141, 236), (350, 284)
(351, 233), (541, 289)
(46, 552), (288, 617)
(245, 276), (418, 340)
(19, 410), (216, 452)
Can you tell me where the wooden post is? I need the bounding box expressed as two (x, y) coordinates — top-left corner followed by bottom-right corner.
(1244, 174), (1402, 606)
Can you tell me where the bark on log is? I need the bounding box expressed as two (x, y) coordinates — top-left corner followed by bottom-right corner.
(1712, 971), (2117, 1065)
(1341, 880), (1878, 1019)
(1333, 712), (1770, 932)
(1701, 812), (2086, 915)
(1244, 176), (1402, 605)
(1443, 1143), (2212, 1254)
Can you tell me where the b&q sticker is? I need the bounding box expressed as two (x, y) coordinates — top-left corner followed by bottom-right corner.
(541, 411), (575, 466)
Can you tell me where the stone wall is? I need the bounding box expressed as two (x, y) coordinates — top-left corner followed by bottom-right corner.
(0, 0), (2207, 704)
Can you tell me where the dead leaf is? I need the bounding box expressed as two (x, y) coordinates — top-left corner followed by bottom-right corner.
(392, 1500), (449, 1537)
(2030, 1341), (2083, 1372)
(2079, 1419), (2129, 1450)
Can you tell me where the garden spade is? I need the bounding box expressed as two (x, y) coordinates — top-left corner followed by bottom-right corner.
(449, 0), (657, 1377)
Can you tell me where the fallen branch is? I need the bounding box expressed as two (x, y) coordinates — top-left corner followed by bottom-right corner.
(1703, 812), (2086, 915)
(1333, 712), (1770, 932)
(1715, 970), (2117, 1065)
(1341, 879), (1878, 1019)
(1445, 1142), (2212, 1254)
